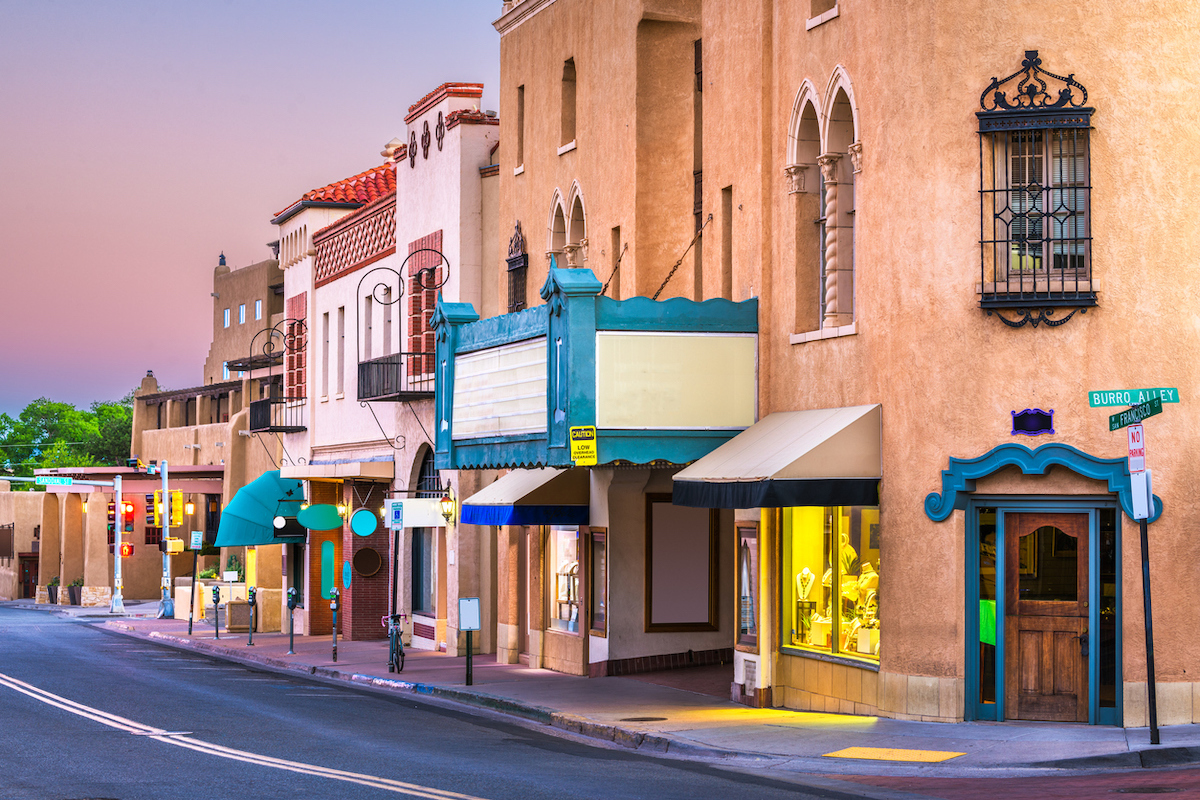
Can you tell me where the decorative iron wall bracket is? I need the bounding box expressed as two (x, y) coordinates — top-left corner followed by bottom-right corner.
(985, 306), (1087, 328)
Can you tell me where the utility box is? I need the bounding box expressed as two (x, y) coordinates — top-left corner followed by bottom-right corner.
(226, 601), (252, 633)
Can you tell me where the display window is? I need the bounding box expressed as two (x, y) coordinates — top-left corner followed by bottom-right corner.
(589, 528), (607, 637)
(549, 525), (581, 633)
(737, 523), (759, 649)
(781, 505), (880, 662)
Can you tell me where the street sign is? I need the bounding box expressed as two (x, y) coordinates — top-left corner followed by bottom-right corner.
(459, 597), (481, 631)
(1128, 424), (1146, 473)
(189, 530), (203, 550)
(570, 425), (598, 466)
(1110, 398), (1163, 431)
(1131, 469), (1153, 520)
(34, 475), (73, 486)
(1090, 388), (1178, 407)
(387, 499), (404, 529)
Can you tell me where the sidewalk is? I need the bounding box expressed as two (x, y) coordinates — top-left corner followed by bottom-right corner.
(10, 600), (1200, 778)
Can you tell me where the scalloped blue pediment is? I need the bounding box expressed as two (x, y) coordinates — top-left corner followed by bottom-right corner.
(924, 442), (1162, 522)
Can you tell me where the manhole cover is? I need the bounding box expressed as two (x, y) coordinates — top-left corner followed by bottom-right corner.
(620, 716), (667, 722)
(1114, 789), (1182, 794)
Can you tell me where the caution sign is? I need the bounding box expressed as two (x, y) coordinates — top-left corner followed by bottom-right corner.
(569, 426), (598, 466)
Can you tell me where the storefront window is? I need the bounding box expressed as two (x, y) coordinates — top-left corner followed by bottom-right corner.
(737, 523), (759, 648)
(589, 528), (607, 636)
(549, 525), (580, 633)
(781, 506), (880, 662)
(978, 507), (997, 705)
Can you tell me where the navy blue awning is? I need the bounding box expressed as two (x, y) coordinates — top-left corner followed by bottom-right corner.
(461, 468), (589, 526)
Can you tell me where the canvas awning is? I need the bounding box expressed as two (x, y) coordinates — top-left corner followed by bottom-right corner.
(460, 468), (589, 526)
(672, 405), (881, 509)
(215, 470), (307, 547)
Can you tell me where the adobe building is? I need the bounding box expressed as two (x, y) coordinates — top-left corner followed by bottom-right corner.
(470, 0), (1200, 729)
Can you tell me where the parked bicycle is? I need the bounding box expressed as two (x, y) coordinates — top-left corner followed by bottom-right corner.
(382, 613), (407, 673)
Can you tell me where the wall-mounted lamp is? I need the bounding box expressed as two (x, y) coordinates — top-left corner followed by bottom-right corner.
(336, 503), (348, 517)
(185, 501), (195, 516)
(440, 492), (455, 525)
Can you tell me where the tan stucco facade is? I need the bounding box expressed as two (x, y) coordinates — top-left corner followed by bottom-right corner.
(491, 0), (1200, 725)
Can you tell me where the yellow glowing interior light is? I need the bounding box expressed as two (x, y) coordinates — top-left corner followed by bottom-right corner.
(336, 504), (347, 516)
(185, 501), (195, 515)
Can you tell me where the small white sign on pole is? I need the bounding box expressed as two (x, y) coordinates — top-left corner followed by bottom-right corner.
(1128, 424), (1146, 473)
(1131, 469), (1153, 521)
(189, 530), (204, 550)
(387, 499), (404, 530)
(459, 597), (481, 632)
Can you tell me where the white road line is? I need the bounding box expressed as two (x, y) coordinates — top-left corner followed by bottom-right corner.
(0, 670), (488, 800)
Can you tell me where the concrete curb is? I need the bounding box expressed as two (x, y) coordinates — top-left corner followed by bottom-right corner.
(98, 622), (738, 761)
(1033, 746), (1200, 770)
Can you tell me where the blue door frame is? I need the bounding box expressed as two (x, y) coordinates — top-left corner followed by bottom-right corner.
(964, 496), (1122, 725)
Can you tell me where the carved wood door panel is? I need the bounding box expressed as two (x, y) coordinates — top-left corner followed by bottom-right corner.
(1005, 512), (1089, 722)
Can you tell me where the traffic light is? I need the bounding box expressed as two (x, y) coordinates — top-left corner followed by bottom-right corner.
(106, 502), (116, 546)
(144, 494), (155, 525)
(118, 542), (134, 558)
(121, 501), (135, 533)
(153, 490), (162, 527)
(164, 538), (184, 554)
(170, 491), (184, 527)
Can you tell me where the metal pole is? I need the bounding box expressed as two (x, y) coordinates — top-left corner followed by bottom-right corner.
(188, 548), (198, 635)
(1140, 516), (1159, 745)
(213, 585), (220, 640)
(110, 475), (125, 614)
(466, 629), (473, 686)
(247, 588), (255, 646)
(157, 461), (174, 618)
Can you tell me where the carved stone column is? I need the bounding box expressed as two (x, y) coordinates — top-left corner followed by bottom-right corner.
(818, 153), (842, 328)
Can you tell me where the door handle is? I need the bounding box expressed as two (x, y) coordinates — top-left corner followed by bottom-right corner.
(1074, 631), (1090, 658)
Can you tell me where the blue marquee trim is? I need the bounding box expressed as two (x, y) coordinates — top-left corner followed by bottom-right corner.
(924, 442), (1162, 523)
(595, 295), (759, 332)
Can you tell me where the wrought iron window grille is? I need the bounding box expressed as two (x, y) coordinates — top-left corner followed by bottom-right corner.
(507, 220), (529, 312)
(977, 51), (1096, 328)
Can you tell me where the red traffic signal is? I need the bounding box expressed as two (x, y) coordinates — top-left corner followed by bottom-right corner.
(121, 501), (135, 533)
(118, 542), (134, 558)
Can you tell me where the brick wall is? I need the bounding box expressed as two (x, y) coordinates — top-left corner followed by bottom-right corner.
(341, 480), (390, 641)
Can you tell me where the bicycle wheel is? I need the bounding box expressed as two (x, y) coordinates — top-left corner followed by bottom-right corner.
(389, 633), (399, 673)
(397, 642), (405, 672)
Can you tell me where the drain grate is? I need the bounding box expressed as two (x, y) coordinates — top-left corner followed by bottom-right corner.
(620, 716), (667, 722)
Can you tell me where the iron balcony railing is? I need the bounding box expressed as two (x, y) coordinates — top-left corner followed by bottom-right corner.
(357, 352), (435, 402)
(248, 397), (307, 433)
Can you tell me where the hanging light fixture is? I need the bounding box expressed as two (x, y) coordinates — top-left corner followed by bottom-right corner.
(440, 492), (454, 524)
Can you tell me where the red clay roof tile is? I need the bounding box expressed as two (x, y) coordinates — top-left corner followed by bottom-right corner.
(273, 162), (397, 220)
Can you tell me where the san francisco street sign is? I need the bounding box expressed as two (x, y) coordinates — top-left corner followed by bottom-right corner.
(1110, 398), (1163, 431)
(1090, 388), (1179, 407)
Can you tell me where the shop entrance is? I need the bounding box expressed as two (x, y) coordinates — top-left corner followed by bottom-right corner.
(969, 502), (1120, 725)
(1005, 512), (1089, 722)
(18, 555), (38, 599)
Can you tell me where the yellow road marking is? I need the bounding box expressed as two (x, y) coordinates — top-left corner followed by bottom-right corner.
(0, 671), (489, 799)
(824, 746), (965, 763)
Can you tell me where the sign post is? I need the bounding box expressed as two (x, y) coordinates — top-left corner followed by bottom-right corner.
(459, 597), (481, 686)
(187, 530), (203, 635)
(157, 460), (174, 619)
(1127, 427), (1160, 745)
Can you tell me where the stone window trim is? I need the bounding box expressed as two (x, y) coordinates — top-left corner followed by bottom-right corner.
(806, 3), (839, 30)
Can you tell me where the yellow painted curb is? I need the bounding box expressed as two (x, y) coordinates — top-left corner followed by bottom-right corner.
(823, 746), (965, 763)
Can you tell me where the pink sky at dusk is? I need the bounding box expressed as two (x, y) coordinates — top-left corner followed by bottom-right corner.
(0, 1), (500, 415)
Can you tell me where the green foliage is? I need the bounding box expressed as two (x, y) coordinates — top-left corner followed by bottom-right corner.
(198, 565), (219, 579)
(68, 577), (83, 587)
(48, 576), (60, 587)
(0, 391), (135, 486)
(225, 553), (245, 582)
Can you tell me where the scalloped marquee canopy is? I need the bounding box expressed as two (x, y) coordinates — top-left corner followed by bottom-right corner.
(924, 442), (1161, 523)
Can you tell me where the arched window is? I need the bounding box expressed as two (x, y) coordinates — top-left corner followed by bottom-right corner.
(786, 83), (823, 332)
(565, 186), (587, 266)
(818, 70), (860, 331)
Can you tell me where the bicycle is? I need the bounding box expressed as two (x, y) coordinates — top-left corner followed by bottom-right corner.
(382, 613), (407, 672)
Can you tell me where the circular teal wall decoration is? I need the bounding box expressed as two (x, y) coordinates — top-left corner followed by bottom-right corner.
(343, 560), (352, 589)
(350, 508), (378, 537)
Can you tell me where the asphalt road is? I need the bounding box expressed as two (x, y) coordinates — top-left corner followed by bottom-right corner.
(0, 606), (880, 800)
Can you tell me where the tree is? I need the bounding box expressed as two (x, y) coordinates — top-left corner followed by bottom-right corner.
(0, 392), (135, 488)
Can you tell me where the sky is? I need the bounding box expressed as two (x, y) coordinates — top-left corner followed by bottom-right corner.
(0, 0), (500, 416)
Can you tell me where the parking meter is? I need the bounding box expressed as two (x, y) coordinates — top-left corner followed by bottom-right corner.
(212, 585), (221, 639)
(246, 586), (257, 647)
(330, 588), (340, 663)
(286, 587), (298, 655)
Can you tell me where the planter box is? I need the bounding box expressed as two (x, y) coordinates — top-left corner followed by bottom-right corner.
(226, 601), (252, 633)
(48, 586), (58, 604)
(67, 586), (81, 605)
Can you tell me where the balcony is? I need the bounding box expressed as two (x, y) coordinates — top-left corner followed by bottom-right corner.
(248, 398), (306, 433)
(357, 352), (435, 402)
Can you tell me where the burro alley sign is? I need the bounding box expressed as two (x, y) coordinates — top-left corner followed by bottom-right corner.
(1109, 397), (1163, 431)
(1089, 387), (1179, 407)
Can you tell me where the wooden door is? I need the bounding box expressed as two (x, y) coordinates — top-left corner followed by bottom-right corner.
(18, 557), (37, 600)
(1005, 512), (1089, 722)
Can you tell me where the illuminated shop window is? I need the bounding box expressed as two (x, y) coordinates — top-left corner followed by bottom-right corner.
(549, 525), (580, 633)
(781, 505), (879, 662)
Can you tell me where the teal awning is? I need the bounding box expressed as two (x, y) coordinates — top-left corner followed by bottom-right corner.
(215, 470), (306, 547)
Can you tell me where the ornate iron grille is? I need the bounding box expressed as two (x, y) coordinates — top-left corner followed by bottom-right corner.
(977, 51), (1095, 328)
(507, 221), (528, 312)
